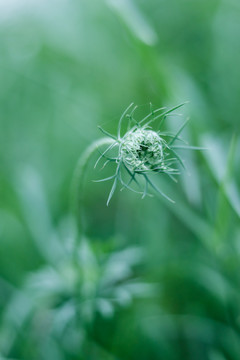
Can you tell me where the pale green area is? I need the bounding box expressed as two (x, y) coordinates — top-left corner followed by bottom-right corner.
(0, 0), (240, 359)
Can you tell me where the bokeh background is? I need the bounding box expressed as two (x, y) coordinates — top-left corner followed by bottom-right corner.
(1, 0), (240, 359)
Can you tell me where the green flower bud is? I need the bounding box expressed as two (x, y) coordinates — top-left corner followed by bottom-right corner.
(120, 129), (164, 172)
(94, 102), (197, 204)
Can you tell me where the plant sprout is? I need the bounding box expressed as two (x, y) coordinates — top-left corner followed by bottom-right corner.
(94, 102), (193, 205)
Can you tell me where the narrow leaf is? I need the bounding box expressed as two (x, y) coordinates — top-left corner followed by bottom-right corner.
(98, 126), (118, 140)
(118, 103), (134, 139)
(168, 119), (189, 146)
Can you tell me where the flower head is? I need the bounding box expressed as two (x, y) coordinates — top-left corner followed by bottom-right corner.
(95, 102), (194, 205)
(120, 129), (164, 171)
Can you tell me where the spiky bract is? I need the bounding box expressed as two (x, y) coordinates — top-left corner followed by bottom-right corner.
(96, 103), (191, 205)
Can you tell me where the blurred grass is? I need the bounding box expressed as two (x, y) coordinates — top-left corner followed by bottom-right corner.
(0, 0), (240, 359)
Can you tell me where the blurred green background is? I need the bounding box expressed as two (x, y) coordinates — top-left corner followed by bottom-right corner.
(1, 0), (240, 359)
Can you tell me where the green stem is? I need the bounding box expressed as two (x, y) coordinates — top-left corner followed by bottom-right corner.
(71, 137), (115, 237)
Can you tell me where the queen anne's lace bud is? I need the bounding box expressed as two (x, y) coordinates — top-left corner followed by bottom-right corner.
(95, 102), (195, 205)
(120, 129), (164, 171)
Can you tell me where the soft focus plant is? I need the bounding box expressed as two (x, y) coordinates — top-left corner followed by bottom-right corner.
(96, 102), (190, 204)
(1, 0), (240, 358)
(72, 102), (197, 222)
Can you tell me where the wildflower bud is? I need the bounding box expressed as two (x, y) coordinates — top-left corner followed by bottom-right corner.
(95, 102), (190, 204)
(120, 129), (164, 172)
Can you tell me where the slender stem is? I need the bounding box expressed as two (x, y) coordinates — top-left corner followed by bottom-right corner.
(71, 137), (115, 237)
(70, 137), (115, 335)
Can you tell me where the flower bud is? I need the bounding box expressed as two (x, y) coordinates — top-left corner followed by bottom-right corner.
(120, 129), (164, 172)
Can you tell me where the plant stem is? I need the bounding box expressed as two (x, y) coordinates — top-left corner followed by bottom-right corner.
(71, 137), (115, 237)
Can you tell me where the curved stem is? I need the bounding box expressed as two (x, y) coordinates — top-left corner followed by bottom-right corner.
(71, 137), (115, 237)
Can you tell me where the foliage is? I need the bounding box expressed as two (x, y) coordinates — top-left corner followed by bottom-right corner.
(0, 1), (240, 360)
